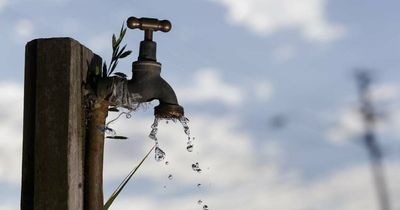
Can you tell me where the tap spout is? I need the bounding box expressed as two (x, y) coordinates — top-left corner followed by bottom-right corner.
(127, 60), (184, 118)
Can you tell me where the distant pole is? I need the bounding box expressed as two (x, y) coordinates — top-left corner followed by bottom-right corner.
(356, 71), (391, 210)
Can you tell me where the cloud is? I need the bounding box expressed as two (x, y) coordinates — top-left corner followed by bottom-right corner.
(211, 0), (346, 43)
(0, 80), (398, 210)
(326, 83), (400, 143)
(0, 82), (23, 184)
(86, 33), (111, 54)
(177, 68), (244, 106)
(14, 19), (35, 41)
(103, 112), (400, 210)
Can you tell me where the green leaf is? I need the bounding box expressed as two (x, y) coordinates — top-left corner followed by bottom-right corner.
(114, 72), (127, 78)
(106, 136), (128, 140)
(112, 34), (117, 49)
(104, 145), (155, 210)
(119, 22), (125, 37)
(102, 62), (107, 78)
(121, 28), (127, 39)
(117, 45), (127, 58)
(108, 107), (119, 112)
(112, 46), (120, 61)
(108, 60), (119, 76)
(119, 50), (132, 59)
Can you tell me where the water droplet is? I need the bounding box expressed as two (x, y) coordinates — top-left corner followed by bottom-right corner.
(186, 142), (194, 152)
(197, 183), (201, 187)
(179, 116), (191, 136)
(103, 126), (116, 135)
(192, 137), (196, 141)
(203, 204), (209, 210)
(197, 200), (202, 205)
(192, 162), (202, 173)
(165, 161), (169, 165)
(168, 174), (173, 180)
(149, 118), (159, 142)
(155, 146), (166, 161)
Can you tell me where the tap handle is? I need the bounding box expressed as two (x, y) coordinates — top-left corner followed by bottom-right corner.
(127, 16), (171, 32)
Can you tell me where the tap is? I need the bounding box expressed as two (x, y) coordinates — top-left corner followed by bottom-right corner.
(126, 16), (184, 119)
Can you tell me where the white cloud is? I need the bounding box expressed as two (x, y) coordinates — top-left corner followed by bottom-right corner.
(0, 81), (398, 210)
(211, 0), (346, 43)
(86, 33), (111, 54)
(325, 107), (363, 143)
(370, 83), (400, 102)
(0, 82), (23, 184)
(326, 83), (400, 143)
(103, 112), (400, 210)
(177, 68), (244, 106)
(14, 19), (35, 41)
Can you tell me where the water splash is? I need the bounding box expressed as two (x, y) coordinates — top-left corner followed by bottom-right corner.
(154, 146), (166, 161)
(168, 174), (173, 180)
(103, 110), (132, 138)
(149, 118), (159, 142)
(192, 162), (202, 173)
(179, 116), (190, 136)
(186, 141), (194, 152)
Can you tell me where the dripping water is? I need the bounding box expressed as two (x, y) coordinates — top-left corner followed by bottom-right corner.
(192, 162), (202, 173)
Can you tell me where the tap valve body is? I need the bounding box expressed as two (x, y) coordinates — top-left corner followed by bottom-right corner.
(127, 17), (171, 61)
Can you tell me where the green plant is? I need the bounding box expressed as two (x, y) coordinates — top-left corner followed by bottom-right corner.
(102, 24), (132, 78)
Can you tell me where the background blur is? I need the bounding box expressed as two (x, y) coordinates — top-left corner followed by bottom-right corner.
(1, 0), (400, 209)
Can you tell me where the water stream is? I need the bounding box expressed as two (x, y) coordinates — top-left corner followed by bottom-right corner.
(148, 116), (209, 209)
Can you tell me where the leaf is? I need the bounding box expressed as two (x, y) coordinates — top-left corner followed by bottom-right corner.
(112, 46), (120, 60)
(108, 107), (119, 112)
(108, 60), (119, 76)
(121, 28), (127, 39)
(106, 136), (128, 140)
(119, 22), (125, 37)
(113, 72), (127, 78)
(116, 45), (127, 58)
(104, 145), (155, 210)
(112, 34), (117, 49)
(119, 50), (132, 59)
(102, 62), (107, 78)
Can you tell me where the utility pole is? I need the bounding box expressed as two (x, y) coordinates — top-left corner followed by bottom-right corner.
(356, 71), (391, 210)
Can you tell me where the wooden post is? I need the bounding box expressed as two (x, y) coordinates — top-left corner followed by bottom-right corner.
(21, 38), (102, 210)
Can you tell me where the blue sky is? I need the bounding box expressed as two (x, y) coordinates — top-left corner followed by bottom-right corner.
(1, 0), (400, 209)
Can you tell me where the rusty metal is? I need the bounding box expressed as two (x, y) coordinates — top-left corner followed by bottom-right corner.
(125, 16), (184, 120)
(154, 103), (184, 119)
(127, 16), (171, 33)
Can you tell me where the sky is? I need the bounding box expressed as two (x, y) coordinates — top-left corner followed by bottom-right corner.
(1, 0), (400, 209)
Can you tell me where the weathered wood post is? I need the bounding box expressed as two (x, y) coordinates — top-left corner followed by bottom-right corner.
(21, 38), (103, 210)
